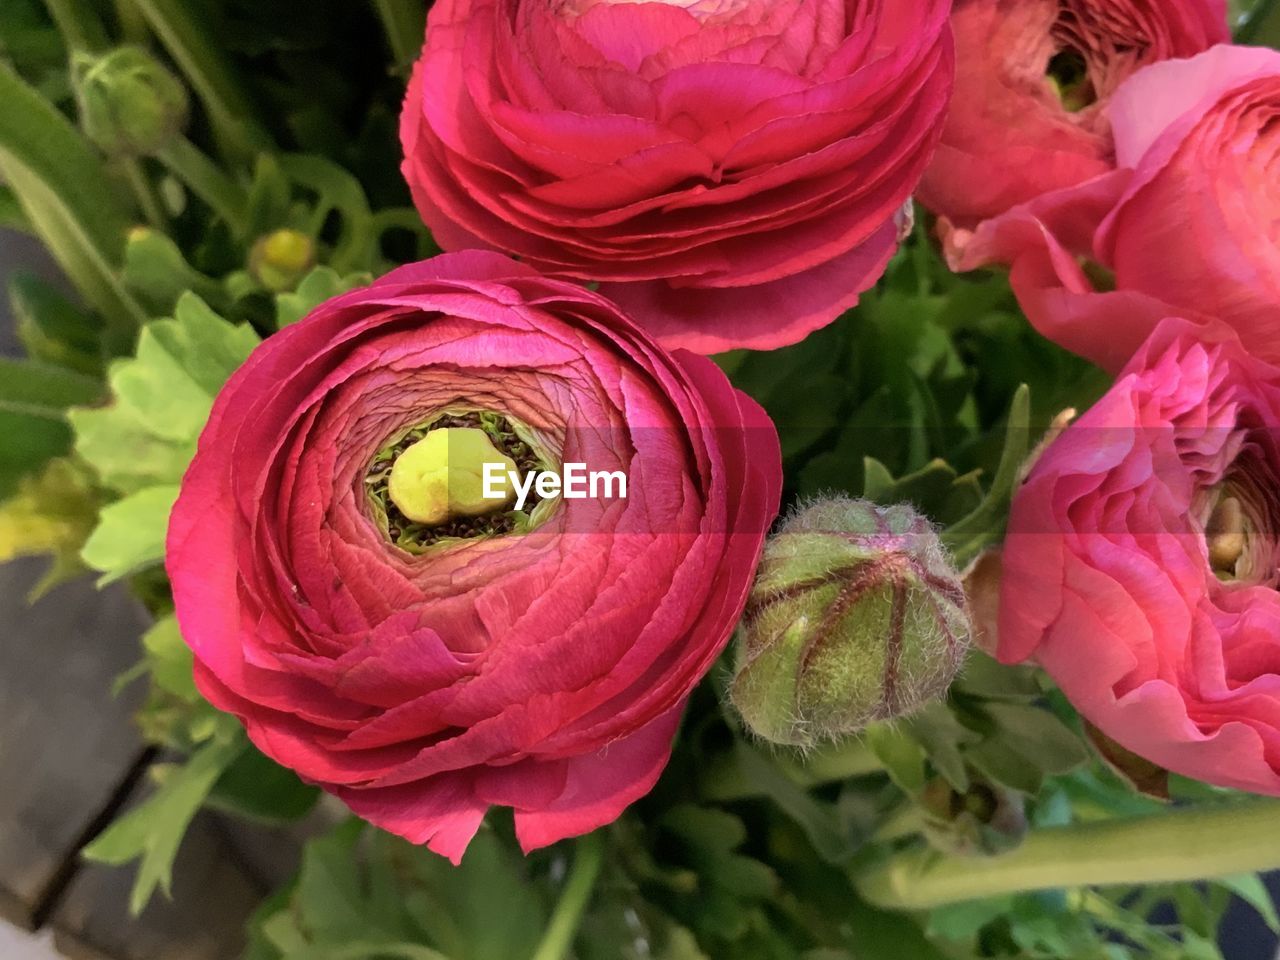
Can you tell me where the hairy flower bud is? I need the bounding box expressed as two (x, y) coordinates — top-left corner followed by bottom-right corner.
(72, 47), (189, 158)
(730, 498), (971, 747)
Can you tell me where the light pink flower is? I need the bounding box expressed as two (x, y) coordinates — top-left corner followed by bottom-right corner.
(999, 319), (1280, 796)
(948, 45), (1280, 372)
(919, 0), (1227, 229)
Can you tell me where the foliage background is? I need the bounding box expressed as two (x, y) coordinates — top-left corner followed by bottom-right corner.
(1, 0), (1280, 958)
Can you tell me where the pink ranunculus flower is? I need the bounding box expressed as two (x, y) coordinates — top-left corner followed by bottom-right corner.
(399, 0), (954, 354)
(918, 0), (1227, 230)
(947, 45), (1280, 373)
(166, 251), (782, 862)
(998, 318), (1280, 796)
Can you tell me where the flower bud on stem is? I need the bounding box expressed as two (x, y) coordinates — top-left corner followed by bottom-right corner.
(730, 499), (971, 748)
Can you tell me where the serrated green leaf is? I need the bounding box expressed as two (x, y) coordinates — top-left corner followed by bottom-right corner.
(82, 720), (243, 914)
(71, 293), (258, 493)
(80, 483), (178, 583)
(276, 265), (370, 328)
(122, 227), (227, 316)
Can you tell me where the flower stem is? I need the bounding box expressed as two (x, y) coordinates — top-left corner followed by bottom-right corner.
(702, 739), (882, 801)
(43, 0), (110, 51)
(529, 832), (605, 960)
(855, 797), (1280, 910)
(154, 135), (247, 236)
(370, 0), (426, 70)
(122, 158), (164, 228)
(128, 0), (272, 158)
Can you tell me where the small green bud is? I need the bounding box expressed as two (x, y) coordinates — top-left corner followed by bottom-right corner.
(730, 498), (971, 748)
(921, 776), (1027, 857)
(72, 47), (189, 158)
(249, 229), (317, 293)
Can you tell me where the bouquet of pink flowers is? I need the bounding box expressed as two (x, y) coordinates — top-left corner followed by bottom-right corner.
(3, 0), (1280, 957)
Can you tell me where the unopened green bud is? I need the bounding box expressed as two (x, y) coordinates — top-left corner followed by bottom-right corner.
(921, 776), (1027, 857)
(72, 47), (189, 158)
(730, 498), (971, 748)
(249, 229), (316, 293)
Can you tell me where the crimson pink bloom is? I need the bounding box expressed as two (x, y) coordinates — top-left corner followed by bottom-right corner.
(400, 0), (954, 354)
(166, 251), (781, 862)
(918, 0), (1226, 229)
(947, 45), (1280, 373)
(999, 319), (1280, 796)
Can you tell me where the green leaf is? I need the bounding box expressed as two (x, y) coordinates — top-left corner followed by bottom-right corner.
(0, 457), (100, 599)
(276, 265), (370, 328)
(404, 828), (549, 960)
(0, 60), (145, 340)
(904, 703), (978, 792)
(0, 357), (102, 498)
(864, 724), (927, 795)
(942, 384), (1032, 567)
(137, 613), (200, 703)
(963, 703), (1089, 795)
(82, 720), (243, 914)
(287, 821), (422, 948)
(70, 293), (259, 493)
(10, 271), (106, 376)
(1215, 874), (1280, 932)
(207, 746), (320, 824)
(80, 483), (178, 583)
(726, 742), (859, 864)
(122, 227), (227, 316)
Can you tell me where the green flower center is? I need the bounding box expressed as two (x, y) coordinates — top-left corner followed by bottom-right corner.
(365, 410), (556, 552)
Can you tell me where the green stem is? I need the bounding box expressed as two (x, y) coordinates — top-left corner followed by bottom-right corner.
(122, 158), (164, 228)
(702, 739), (882, 801)
(529, 832), (605, 960)
(43, 0), (110, 51)
(114, 0), (151, 44)
(129, 0), (272, 159)
(154, 135), (248, 235)
(370, 0), (426, 70)
(856, 797), (1280, 911)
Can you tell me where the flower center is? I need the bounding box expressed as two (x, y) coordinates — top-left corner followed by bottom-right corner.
(366, 410), (554, 552)
(1045, 48), (1095, 112)
(1201, 452), (1280, 588)
(388, 427), (516, 526)
(1206, 495), (1250, 579)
